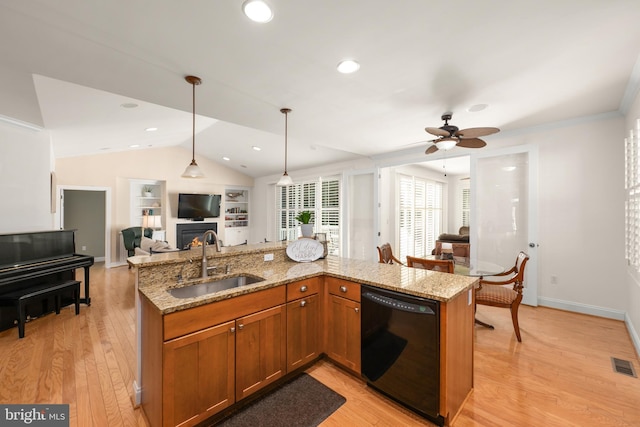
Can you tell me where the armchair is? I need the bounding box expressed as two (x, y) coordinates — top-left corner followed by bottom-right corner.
(476, 251), (530, 342)
(377, 243), (405, 265)
(406, 256), (454, 273)
(121, 227), (154, 257)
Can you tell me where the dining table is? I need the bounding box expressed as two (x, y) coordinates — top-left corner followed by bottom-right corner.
(424, 255), (504, 329)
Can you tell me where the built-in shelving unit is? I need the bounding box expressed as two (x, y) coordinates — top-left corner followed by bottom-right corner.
(130, 179), (166, 240)
(224, 188), (249, 246)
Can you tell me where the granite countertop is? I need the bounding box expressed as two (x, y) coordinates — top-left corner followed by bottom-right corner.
(134, 244), (478, 315)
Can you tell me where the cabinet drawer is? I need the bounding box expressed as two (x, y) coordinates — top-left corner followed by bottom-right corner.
(325, 277), (361, 302)
(164, 286), (286, 341)
(286, 277), (321, 301)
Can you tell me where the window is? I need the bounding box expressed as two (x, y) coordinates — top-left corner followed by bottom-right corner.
(461, 188), (470, 227)
(276, 177), (341, 255)
(625, 119), (640, 272)
(398, 174), (443, 259)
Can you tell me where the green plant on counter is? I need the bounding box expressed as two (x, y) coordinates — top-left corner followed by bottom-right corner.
(295, 210), (312, 224)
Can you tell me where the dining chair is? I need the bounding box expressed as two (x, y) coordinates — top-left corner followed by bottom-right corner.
(475, 251), (530, 342)
(406, 256), (454, 273)
(377, 243), (405, 265)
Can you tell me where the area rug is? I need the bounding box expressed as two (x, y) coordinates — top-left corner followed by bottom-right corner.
(214, 373), (346, 427)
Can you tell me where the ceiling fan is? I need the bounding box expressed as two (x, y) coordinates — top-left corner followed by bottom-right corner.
(424, 112), (499, 155)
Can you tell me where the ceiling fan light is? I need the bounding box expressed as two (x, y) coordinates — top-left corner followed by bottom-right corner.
(242, 0), (273, 23)
(435, 139), (457, 150)
(182, 160), (205, 178)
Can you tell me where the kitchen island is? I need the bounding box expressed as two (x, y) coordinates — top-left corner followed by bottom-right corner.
(129, 242), (477, 426)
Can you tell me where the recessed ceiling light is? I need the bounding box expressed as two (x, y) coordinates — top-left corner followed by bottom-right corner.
(252, 146), (261, 151)
(222, 157), (230, 161)
(145, 127), (158, 132)
(468, 104), (488, 112)
(121, 103), (138, 109)
(129, 144), (140, 148)
(242, 0), (273, 23)
(337, 59), (360, 74)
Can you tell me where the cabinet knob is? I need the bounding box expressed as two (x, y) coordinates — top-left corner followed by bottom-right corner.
(340, 286), (347, 293)
(300, 300), (307, 307)
(354, 307), (359, 313)
(300, 285), (308, 292)
(230, 327), (235, 333)
(238, 324), (244, 330)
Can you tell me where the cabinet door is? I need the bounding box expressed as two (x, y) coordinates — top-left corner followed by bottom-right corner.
(326, 294), (361, 374)
(235, 304), (287, 401)
(163, 320), (235, 427)
(286, 294), (320, 372)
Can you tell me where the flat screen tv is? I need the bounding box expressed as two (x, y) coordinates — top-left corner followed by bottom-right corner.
(177, 193), (221, 220)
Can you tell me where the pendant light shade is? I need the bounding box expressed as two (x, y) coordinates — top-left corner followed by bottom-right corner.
(182, 75), (205, 178)
(276, 108), (293, 186)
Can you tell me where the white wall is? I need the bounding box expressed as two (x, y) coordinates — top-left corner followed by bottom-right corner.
(55, 146), (253, 264)
(0, 122), (53, 233)
(625, 91), (640, 352)
(254, 116), (630, 323)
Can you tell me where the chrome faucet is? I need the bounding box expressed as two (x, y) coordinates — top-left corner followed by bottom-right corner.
(201, 229), (221, 278)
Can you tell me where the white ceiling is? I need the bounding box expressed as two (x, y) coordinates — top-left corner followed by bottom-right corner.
(1, 1), (640, 178)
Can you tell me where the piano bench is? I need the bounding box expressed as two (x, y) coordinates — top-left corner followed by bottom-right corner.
(0, 279), (81, 339)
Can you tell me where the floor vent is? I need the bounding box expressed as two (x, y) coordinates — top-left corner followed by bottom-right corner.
(611, 357), (637, 378)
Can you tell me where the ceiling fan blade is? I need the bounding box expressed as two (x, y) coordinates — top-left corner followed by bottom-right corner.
(456, 138), (487, 148)
(425, 127), (450, 137)
(425, 145), (439, 155)
(456, 127), (500, 138)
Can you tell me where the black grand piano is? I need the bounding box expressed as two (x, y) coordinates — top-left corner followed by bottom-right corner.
(0, 229), (94, 333)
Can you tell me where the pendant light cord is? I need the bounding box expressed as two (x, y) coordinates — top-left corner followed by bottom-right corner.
(191, 80), (196, 162)
(283, 110), (288, 173)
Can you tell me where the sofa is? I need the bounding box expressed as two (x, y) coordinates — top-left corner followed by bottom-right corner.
(134, 236), (179, 256)
(432, 226), (470, 262)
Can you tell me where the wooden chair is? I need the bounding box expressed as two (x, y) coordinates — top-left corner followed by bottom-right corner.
(406, 256), (454, 273)
(476, 251), (530, 342)
(377, 243), (404, 265)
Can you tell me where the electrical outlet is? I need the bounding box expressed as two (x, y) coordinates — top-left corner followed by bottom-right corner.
(550, 275), (558, 285)
(264, 253), (274, 261)
(82, 245), (87, 251)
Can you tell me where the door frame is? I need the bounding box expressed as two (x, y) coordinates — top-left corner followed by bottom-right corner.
(470, 144), (538, 306)
(56, 185), (113, 267)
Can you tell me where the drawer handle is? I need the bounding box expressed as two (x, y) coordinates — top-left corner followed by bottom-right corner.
(340, 286), (347, 293)
(300, 300), (307, 307)
(300, 285), (308, 292)
(238, 324), (244, 330)
(354, 307), (359, 313)
(230, 327), (235, 333)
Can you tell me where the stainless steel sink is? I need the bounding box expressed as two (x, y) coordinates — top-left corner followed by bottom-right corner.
(168, 275), (264, 299)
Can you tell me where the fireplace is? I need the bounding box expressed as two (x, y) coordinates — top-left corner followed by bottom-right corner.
(176, 222), (218, 249)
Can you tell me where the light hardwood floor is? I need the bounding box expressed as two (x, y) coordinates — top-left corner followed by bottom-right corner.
(1, 263), (639, 426)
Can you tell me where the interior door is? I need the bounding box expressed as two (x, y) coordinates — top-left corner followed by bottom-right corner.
(471, 145), (538, 306)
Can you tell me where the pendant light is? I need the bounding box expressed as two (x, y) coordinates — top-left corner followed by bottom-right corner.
(276, 108), (293, 186)
(182, 75), (205, 178)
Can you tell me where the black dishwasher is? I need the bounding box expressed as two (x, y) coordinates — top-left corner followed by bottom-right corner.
(361, 285), (443, 426)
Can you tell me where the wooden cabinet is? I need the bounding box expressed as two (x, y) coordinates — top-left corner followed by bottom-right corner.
(141, 286), (286, 427)
(324, 277), (361, 374)
(162, 321), (235, 427)
(235, 304), (287, 401)
(286, 277), (322, 372)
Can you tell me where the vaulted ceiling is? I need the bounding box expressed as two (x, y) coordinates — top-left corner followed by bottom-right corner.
(1, 1), (639, 177)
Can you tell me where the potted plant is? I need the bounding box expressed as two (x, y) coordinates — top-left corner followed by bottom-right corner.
(142, 186), (153, 197)
(295, 210), (314, 238)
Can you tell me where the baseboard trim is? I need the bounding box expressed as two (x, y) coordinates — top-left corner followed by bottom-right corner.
(625, 313), (640, 359)
(133, 380), (141, 406)
(538, 296), (626, 321)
